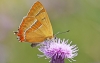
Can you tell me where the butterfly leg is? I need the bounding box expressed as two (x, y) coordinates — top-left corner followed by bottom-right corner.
(31, 43), (40, 47)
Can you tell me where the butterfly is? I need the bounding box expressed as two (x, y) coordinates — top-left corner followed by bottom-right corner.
(14, 1), (53, 47)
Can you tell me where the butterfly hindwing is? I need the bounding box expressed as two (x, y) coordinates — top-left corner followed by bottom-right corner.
(15, 17), (36, 42)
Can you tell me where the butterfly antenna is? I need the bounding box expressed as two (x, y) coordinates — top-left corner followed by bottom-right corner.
(54, 30), (70, 36)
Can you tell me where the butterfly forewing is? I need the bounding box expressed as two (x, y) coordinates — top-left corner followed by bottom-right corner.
(25, 9), (53, 43)
(35, 12), (53, 36)
(34, 2), (53, 37)
(27, 1), (44, 17)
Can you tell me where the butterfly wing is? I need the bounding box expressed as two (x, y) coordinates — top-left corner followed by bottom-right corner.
(25, 12), (53, 42)
(15, 1), (53, 43)
(27, 1), (44, 17)
(25, 1), (53, 43)
(14, 17), (37, 42)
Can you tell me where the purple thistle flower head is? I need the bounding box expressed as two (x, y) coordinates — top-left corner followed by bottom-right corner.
(38, 38), (78, 63)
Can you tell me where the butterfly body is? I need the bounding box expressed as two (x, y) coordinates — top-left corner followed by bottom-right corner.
(14, 1), (53, 44)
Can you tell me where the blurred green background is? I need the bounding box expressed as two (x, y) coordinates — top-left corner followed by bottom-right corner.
(0, 0), (100, 63)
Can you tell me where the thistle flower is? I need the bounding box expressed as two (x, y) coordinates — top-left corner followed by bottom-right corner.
(38, 38), (79, 63)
